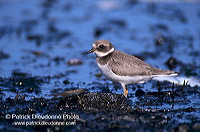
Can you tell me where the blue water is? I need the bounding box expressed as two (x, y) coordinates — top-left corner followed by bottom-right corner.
(0, 0), (199, 114)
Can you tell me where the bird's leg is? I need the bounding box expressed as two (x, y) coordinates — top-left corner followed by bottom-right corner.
(121, 83), (128, 97)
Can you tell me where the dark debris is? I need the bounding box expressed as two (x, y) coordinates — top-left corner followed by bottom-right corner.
(0, 90), (199, 131)
(0, 72), (44, 94)
(0, 51), (10, 60)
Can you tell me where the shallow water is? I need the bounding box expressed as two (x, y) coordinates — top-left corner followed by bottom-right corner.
(0, 0), (199, 131)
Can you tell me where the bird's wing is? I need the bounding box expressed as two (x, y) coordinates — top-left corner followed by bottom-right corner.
(108, 50), (172, 76)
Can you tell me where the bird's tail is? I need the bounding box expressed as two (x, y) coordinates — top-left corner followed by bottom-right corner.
(152, 69), (179, 77)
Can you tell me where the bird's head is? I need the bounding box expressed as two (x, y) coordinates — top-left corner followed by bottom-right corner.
(87, 40), (115, 57)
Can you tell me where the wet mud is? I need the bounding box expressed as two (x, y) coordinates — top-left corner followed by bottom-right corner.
(0, 0), (200, 131)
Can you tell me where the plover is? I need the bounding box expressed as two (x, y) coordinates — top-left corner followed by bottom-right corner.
(87, 40), (178, 97)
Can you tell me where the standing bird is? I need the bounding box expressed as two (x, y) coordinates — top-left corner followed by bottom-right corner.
(87, 40), (178, 97)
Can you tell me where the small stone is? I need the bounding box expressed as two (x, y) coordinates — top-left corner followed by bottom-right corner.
(166, 57), (177, 70)
(94, 27), (103, 37)
(135, 89), (145, 97)
(193, 123), (200, 130)
(67, 59), (83, 65)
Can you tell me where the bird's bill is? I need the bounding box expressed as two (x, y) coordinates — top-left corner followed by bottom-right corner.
(87, 48), (95, 54)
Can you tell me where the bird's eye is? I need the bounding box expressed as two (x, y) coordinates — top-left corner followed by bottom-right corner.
(99, 45), (105, 49)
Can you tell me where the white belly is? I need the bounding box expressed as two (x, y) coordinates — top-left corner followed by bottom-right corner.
(97, 63), (153, 84)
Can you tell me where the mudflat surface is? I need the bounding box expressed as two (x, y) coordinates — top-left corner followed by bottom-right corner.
(0, 0), (200, 131)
